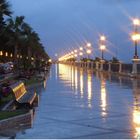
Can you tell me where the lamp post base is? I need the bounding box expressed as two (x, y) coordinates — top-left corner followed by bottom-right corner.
(132, 58), (140, 74)
(100, 59), (105, 71)
(133, 55), (139, 59)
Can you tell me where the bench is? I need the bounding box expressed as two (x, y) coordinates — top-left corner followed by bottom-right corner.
(10, 81), (37, 108)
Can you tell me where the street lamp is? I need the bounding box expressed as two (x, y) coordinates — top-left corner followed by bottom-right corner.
(132, 33), (140, 59)
(133, 19), (140, 26)
(133, 18), (140, 59)
(74, 54), (78, 57)
(100, 35), (106, 60)
(100, 45), (106, 60)
(71, 55), (74, 58)
(79, 52), (83, 56)
(71, 51), (74, 54)
(10, 53), (13, 58)
(80, 47), (83, 51)
(132, 33), (140, 41)
(86, 49), (91, 59)
(74, 50), (77, 53)
(87, 43), (92, 48)
(0, 51), (3, 56)
(17, 54), (19, 58)
(48, 59), (52, 63)
(79, 52), (83, 62)
(100, 36), (106, 41)
(5, 52), (8, 57)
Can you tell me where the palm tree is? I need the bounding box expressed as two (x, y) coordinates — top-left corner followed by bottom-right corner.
(21, 22), (45, 69)
(0, 1), (50, 67)
(0, 0), (12, 62)
(0, 0), (12, 32)
(7, 16), (25, 60)
(21, 22), (34, 59)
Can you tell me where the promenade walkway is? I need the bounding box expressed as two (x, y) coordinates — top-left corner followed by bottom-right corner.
(17, 64), (140, 139)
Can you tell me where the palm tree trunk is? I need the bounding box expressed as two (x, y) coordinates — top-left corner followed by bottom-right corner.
(28, 46), (31, 59)
(14, 44), (18, 58)
(14, 44), (18, 68)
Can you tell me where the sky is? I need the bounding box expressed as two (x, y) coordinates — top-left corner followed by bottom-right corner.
(10, 0), (140, 62)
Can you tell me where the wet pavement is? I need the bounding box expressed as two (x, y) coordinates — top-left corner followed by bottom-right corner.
(16, 64), (140, 139)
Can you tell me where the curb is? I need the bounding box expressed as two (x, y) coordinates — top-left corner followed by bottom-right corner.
(0, 110), (33, 138)
(2, 100), (14, 111)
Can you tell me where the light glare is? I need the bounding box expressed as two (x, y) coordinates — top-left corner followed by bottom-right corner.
(100, 45), (106, 50)
(133, 19), (140, 26)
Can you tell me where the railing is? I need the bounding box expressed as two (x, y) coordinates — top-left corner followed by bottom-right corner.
(111, 63), (119, 72)
(103, 63), (109, 71)
(61, 61), (140, 75)
(122, 64), (132, 73)
(137, 64), (140, 73)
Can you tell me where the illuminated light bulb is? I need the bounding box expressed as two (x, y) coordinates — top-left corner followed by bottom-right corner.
(133, 18), (140, 26)
(87, 43), (92, 47)
(10, 53), (13, 57)
(48, 59), (52, 62)
(5, 52), (8, 57)
(132, 33), (140, 41)
(100, 36), (106, 41)
(87, 50), (91, 54)
(0, 51), (3, 56)
(100, 45), (106, 50)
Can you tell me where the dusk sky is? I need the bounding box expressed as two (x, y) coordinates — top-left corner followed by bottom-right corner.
(10, 0), (140, 62)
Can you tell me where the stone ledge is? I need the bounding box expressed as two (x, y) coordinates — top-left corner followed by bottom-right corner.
(0, 110), (33, 131)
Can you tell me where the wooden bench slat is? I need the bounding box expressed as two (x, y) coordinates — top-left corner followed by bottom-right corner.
(10, 81), (36, 107)
(18, 92), (36, 105)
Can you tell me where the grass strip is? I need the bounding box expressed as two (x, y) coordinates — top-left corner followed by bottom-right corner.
(0, 94), (13, 106)
(0, 110), (28, 120)
(25, 77), (44, 86)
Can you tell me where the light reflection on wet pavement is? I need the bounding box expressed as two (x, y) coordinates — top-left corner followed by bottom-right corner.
(17, 64), (140, 139)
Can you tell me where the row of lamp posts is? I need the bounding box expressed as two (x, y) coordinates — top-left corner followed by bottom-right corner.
(59, 18), (140, 75)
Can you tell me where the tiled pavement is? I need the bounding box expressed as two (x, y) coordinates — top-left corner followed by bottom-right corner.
(16, 64), (140, 139)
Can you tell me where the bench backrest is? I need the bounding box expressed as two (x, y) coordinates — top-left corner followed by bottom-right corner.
(10, 81), (27, 101)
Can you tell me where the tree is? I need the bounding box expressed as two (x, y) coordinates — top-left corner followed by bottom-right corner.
(0, 0), (12, 62)
(0, 2), (50, 67)
(110, 57), (119, 63)
(7, 16), (25, 60)
(22, 23), (37, 59)
(0, 0), (12, 32)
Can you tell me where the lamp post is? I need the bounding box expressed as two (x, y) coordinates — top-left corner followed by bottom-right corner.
(100, 45), (106, 60)
(74, 54), (78, 58)
(0, 51), (3, 62)
(86, 43), (92, 59)
(133, 19), (140, 59)
(86, 49), (91, 59)
(0, 51), (3, 56)
(10, 53), (13, 57)
(74, 50), (77, 53)
(87, 43), (92, 48)
(80, 47), (83, 51)
(79, 52), (83, 60)
(5, 52), (8, 57)
(79, 52), (83, 56)
(100, 36), (106, 60)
